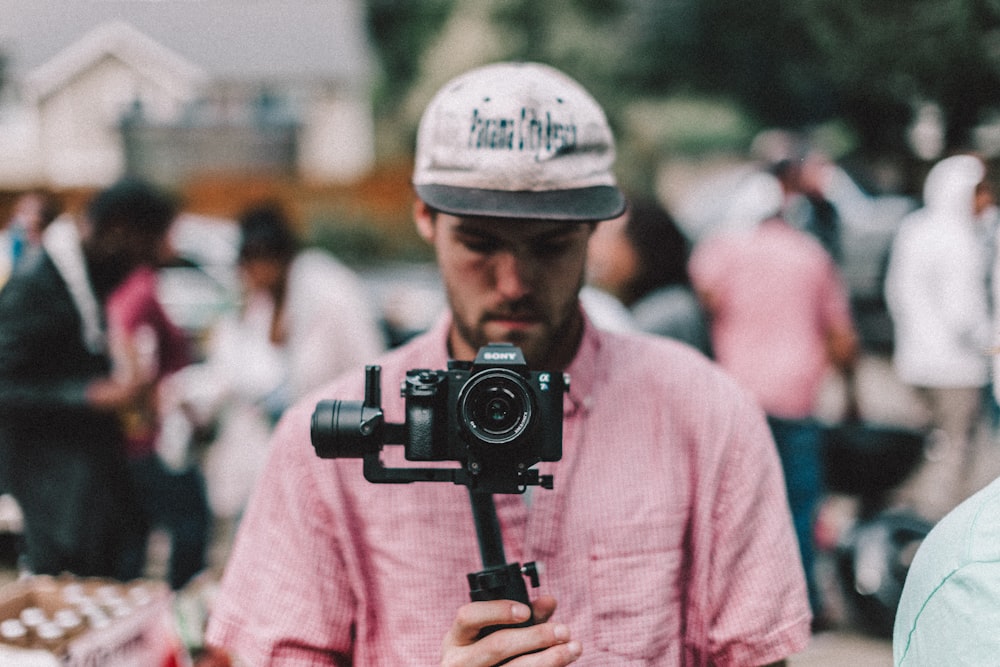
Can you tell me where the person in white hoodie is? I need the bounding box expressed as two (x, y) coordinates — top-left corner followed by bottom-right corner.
(884, 153), (995, 521)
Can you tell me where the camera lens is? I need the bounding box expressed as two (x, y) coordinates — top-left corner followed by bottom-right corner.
(459, 370), (533, 445)
(482, 390), (517, 431)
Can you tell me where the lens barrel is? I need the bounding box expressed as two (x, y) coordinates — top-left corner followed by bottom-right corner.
(458, 369), (534, 446)
(311, 400), (374, 458)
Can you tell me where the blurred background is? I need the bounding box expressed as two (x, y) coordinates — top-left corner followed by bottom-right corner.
(2, 0), (997, 350)
(3, 0), (999, 274)
(5, 1), (1000, 663)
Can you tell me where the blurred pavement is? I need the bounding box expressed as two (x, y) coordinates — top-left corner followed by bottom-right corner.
(790, 350), (1000, 666)
(792, 630), (892, 665)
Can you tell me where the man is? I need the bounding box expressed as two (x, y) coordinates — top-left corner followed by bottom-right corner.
(884, 154), (994, 522)
(688, 171), (858, 621)
(585, 197), (711, 354)
(103, 190), (210, 590)
(0, 179), (175, 578)
(892, 473), (1000, 665)
(205, 62), (811, 666)
(772, 153), (842, 264)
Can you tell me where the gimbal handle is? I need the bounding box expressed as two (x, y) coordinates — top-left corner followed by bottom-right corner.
(467, 490), (540, 636)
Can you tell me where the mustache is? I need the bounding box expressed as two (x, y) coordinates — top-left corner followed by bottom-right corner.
(484, 298), (542, 321)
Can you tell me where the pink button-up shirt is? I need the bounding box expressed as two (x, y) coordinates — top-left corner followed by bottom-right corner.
(689, 220), (854, 419)
(206, 314), (811, 665)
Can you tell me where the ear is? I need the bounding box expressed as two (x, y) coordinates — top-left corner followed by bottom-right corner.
(413, 198), (436, 243)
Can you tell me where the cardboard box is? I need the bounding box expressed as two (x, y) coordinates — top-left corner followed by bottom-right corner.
(0, 575), (188, 667)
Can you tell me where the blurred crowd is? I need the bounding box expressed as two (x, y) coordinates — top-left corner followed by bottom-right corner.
(1, 138), (998, 655)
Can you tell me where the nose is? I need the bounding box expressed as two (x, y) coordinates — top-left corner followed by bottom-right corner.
(493, 250), (531, 301)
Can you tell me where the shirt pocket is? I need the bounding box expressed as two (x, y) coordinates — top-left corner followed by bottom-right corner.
(588, 517), (685, 662)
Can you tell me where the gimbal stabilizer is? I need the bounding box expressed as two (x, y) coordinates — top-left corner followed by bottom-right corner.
(311, 347), (568, 632)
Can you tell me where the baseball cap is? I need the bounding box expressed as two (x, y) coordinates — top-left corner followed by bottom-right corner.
(413, 62), (626, 222)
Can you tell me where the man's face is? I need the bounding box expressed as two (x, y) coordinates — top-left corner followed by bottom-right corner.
(414, 201), (594, 370)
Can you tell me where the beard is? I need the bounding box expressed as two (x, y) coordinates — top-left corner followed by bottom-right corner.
(449, 293), (584, 370)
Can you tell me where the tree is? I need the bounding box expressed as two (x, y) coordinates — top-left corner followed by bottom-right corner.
(787, 0), (1000, 154)
(614, 0), (1000, 157)
(364, 1), (1000, 165)
(365, 0), (456, 114)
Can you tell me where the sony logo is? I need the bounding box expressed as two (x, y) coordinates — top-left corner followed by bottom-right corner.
(483, 352), (518, 361)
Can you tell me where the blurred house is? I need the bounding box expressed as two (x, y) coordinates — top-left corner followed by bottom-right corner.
(0, 0), (376, 189)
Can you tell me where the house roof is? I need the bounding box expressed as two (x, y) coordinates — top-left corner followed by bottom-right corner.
(0, 0), (375, 88)
(24, 20), (209, 102)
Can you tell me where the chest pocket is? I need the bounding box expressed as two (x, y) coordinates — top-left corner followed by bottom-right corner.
(588, 516), (686, 662)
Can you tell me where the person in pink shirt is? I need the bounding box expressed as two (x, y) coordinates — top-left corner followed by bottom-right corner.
(204, 62), (811, 666)
(106, 262), (211, 591)
(688, 171), (858, 623)
(93, 180), (211, 591)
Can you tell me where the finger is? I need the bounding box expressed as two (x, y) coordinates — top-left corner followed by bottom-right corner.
(511, 640), (583, 667)
(476, 622), (580, 666)
(445, 601), (533, 647)
(530, 595), (557, 624)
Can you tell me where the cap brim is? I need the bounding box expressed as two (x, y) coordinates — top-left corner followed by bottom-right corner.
(415, 184), (626, 222)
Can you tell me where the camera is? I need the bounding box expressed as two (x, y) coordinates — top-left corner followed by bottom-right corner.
(311, 343), (568, 494)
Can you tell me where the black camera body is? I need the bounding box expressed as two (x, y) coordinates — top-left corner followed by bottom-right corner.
(403, 344), (564, 469)
(312, 343), (568, 494)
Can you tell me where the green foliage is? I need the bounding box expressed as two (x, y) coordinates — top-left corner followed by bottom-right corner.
(366, 0), (456, 113)
(626, 96), (757, 155)
(570, 0), (629, 22)
(364, 0), (1000, 164)
(793, 0), (1000, 150)
(691, 0), (838, 128)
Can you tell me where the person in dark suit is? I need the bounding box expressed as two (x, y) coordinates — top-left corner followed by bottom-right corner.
(0, 178), (178, 579)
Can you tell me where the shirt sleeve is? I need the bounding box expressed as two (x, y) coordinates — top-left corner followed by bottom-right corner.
(894, 480), (1000, 665)
(204, 399), (357, 665)
(895, 562), (1000, 665)
(106, 270), (191, 376)
(701, 390), (813, 665)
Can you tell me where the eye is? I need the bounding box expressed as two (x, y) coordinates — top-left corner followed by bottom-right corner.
(533, 241), (569, 257)
(457, 233), (500, 254)
(531, 235), (577, 258)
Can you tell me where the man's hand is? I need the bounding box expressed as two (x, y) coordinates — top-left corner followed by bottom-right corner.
(441, 596), (581, 667)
